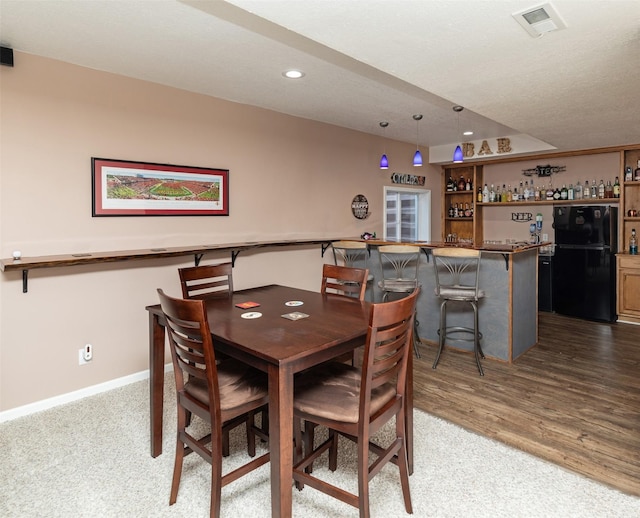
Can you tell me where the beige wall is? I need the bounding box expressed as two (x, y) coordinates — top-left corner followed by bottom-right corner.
(0, 53), (441, 412)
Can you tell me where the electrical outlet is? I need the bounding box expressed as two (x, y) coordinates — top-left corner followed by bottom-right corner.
(79, 344), (93, 365)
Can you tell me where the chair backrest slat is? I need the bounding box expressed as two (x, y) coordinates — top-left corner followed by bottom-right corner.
(321, 263), (369, 301)
(360, 288), (420, 420)
(157, 289), (221, 414)
(179, 262), (233, 300)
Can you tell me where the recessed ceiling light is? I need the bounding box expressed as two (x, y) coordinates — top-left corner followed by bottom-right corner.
(283, 70), (305, 79)
(463, 131), (474, 136)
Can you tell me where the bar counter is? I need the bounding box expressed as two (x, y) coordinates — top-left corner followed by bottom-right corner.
(364, 240), (546, 363)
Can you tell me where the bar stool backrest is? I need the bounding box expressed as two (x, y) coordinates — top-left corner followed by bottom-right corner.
(431, 248), (482, 301)
(378, 245), (421, 284)
(332, 240), (368, 267)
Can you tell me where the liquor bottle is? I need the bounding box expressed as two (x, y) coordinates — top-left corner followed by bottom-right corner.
(458, 176), (466, 191)
(568, 184), (574, 200)
(489, 184), (496, 203)
(466, 178), (472, 191)
(613, 176), (620, 198)
(523, 180), (530, 201)
(482, 184), (489, 203)
(453, 203), (459, 218)
(501, 184), (508, 203)
(591, 179), (598, 198)
(635, 160), (640, 181)
(545, 183), (554, 201)
(604, 180), (613, 199)
(625, 166), (633, 182)
(448, 203), (454, 218)
(630, 229), (638, 255)
(464, 202), (471, 217)
(534, 182), (541, 201)
(447, 176), (455, 191)
(575, 180), (583, 200)
(506, 184), (512, 202)
(583, 180), (589, 199)
(553, 185), (561, 200)
(512, 185), (519, 202)
(560, 184), (568, 200)
(598, 179), (605, 199)
(477, 187), (483, 202)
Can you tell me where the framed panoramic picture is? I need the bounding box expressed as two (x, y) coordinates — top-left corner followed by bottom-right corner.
(91, 158), (229, 216)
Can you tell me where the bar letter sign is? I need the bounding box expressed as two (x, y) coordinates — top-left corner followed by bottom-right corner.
(391, 173), (426, 186)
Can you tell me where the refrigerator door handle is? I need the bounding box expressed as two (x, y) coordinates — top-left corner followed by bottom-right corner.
(556, 244), (608, 251)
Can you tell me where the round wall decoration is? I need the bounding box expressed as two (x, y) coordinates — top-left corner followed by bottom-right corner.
(351, 194), (370, 219)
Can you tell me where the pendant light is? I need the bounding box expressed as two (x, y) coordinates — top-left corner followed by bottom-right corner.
(412, 114), (423, 167)
(452, 105), (464, 163)
(379, 121), (389, 169)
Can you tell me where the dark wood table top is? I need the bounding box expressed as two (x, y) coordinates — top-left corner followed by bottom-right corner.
(204, 284), (370, 370)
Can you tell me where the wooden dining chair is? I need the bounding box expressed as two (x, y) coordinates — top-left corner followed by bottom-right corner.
(293, 288), (419, 518)
(321, 263), (369, 300)
(157, 289), (269, 518)
(178, 262), (233, 300)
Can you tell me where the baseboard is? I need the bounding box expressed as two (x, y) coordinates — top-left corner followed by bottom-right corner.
(0, 363), (173, 423)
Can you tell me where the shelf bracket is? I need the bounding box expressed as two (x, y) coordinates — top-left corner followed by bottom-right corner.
(231, 249), (241, 267)
(321, 242), (332, 257)
(502, 253), (509, 271)
(22, 269), (29, 293)
(194, 253), (204, 267)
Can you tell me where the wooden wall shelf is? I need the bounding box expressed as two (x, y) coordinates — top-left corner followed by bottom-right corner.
(1, 238), (341, 293)
(477, 198), (620, 207)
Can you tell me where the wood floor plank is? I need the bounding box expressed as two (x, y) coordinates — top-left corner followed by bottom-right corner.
(413, 312), (640, 497)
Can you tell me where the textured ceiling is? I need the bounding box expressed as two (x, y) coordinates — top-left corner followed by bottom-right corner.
(1, 0), (639, 161)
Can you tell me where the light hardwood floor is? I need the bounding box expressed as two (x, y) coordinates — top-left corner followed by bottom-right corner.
(413, 311), (640, 497)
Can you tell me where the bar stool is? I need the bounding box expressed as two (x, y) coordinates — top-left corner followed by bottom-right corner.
(431, 247), (485, 376)
(331, 240), (374, 300)
(377, 244), (422, 358)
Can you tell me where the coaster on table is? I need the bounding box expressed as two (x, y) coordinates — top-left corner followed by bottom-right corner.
(241, 312), (262, 319)
(281, 312), (309, 321)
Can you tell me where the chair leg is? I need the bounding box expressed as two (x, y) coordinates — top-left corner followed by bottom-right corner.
(412, 312), (421, 358)
(294, 418), (305, 490)
(210, 436), (224, 518)
(303, 422), (317, 474)
(432, 300), (447, 369)
(356, 432), (372, 518)
(170, 441), (184, 506)
(246, 411), (256, 457)
(170, 409), (187, 506)
(396, 412), (413, 514)
(328, 429), (338, 472)
(472, 302), (484, 376)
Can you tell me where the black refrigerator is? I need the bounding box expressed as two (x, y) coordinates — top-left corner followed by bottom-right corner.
(552, 205), (617, 322)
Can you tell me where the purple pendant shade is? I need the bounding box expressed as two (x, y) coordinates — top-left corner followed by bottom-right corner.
(380, 154), (389, 169)
(453, 145), (464, 163)
(413, 150), (423, 167)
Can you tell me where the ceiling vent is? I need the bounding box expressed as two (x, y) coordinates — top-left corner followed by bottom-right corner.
(513, 3), (567, 38)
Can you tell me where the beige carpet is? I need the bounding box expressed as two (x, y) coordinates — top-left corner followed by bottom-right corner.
(1, 373), (639, 517)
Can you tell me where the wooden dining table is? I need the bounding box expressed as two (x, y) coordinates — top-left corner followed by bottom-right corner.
(146, 284), (414, 518)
